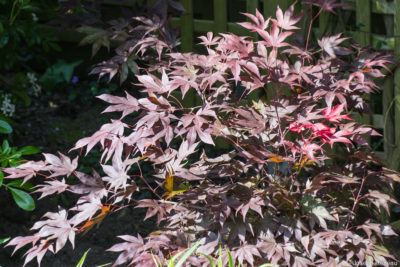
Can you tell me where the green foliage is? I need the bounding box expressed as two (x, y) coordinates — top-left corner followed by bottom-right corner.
(0, 119), (12, 134)
(151, 242), (277, 267)
(75, 248), (112, 267)
(0, 0), (60, 121)
(76, 249), (90, 267)
(0, 137), (39, 211)
(40, 60), (82, 91)
(0, 237), (10, 245)
(8, 186), (35, 211)
(0, 0), (60, 71)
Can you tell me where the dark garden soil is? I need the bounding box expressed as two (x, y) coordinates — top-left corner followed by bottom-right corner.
(0, 90), (157, 267)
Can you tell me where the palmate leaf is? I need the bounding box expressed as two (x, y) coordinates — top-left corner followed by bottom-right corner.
(35, 179), (69, 199)
(4, 3), (400, 267)
(43, 152), (78, 178)
(136, 199), (168, 225)
(164, 166), (174, 193)
(303, 0), (345, 14)
(78, 205), (111, 236)
(162, 166), (189, 200)
(97, 92), (140, 119)
(275, 4), (301, 30)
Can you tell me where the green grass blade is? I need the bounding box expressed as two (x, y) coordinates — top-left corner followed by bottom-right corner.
(168, 250), (183, 267)
(0, 237), (10, 245)
(217, 246), (223, 267)
(197, 252), (216, 267)
(151, 250), (162, 267)
(175, 241), (201, 267)
(226, 250), (233, 267)
(76, 249), (90, 267)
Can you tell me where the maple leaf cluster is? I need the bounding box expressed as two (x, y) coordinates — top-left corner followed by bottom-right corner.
(3, 2), (400, 267)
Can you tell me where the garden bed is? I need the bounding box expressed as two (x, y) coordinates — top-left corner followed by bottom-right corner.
(0, 89), (156, 266)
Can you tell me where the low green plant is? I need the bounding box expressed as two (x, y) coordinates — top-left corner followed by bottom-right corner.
(0, 118), (12, 134)
(200, 247), (277, 267)
(40, 60), (82, 91)
(0, 237), (10, 245)
(0, 0), (61, 123)
(151, 242), (277, 267)
(0, 0), (60, 71)
(0, 138), (40, 211)
(75, 248), (111, 267)
(76, 249), (90, 267)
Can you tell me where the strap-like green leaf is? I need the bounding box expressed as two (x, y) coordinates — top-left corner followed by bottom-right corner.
(76, 249), (90, 267)
(175, 241), (201, 267)
(17, 146), (40, 155)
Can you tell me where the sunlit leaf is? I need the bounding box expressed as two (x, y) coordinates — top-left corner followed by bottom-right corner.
(79, 205), (111, 235)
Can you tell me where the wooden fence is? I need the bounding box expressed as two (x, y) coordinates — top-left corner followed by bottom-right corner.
(45, 0), (400, 169)
(169, 0), (400, 170)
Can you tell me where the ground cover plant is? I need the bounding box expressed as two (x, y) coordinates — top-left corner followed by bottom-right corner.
(2, 1), (400, 266)
(0, 120), (40, 212)
(0, 0), (60, 118)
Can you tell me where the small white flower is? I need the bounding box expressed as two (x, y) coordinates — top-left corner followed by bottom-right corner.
(27, 72), (37, 83)
(31, 13), (38, 22)
(26, 73), (42, 96)
(1, 94), (16, 117)
(31, 83), (42, 96)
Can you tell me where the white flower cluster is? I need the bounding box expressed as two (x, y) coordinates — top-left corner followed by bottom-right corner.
(31, 13), (38, 22)
(1, 93), (15, 117)
(27, 72), (41, 96)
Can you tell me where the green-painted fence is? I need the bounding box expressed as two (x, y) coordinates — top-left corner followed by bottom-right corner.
(169, 0), (400, 169)
(45, 0), (400, 169)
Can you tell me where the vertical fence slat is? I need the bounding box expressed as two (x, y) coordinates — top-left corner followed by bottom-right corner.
(246, 0), (258, 40)
(180, 0), (194, 52)
(355, 0), (371, 46)
(355, 0), (372, 145)
(214, 0), (227, 33)
(392, 0), (400, 170)
(246, 0), (258, 14)
(244, 0), (258, 102)
(297, 1), (309, 40)
(213, 0), (229, 150)
(179, 0), (196, 107)
(262, 0), (290, 19)
(383, 77), (395, 163)
(318, 11), (329, 38)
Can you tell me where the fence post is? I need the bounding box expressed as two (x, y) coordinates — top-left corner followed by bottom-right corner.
(246, 0), (258, 40)
(383, 77), (395, 163)
(214, 0), (227, 33)
(262, 0), (290, 19)
(244, 0), (259, 103)
(246, 0), (258, 14)
(355, 0), (372, 145)
(392, 0), (400, 170)
(318, 10), (330, 38)
(180, 0), (194, 52)
(179, 0), (197, 107)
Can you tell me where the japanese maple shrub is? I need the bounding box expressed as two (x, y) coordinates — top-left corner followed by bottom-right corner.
(3, 2), (400, 267)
